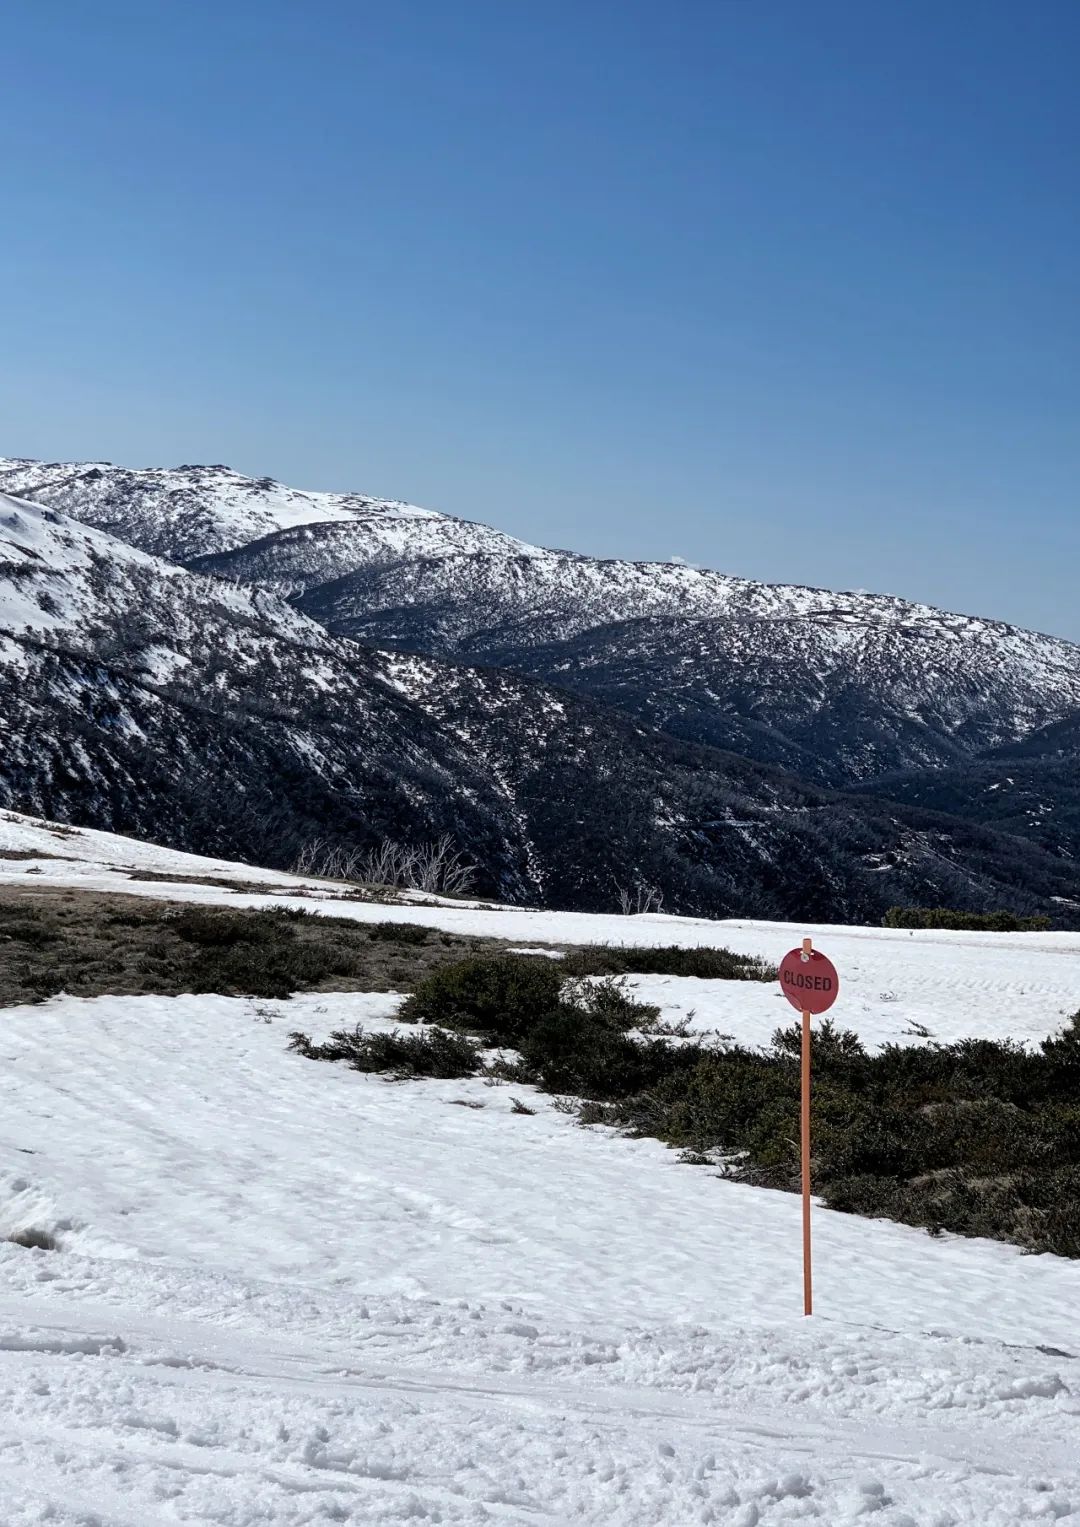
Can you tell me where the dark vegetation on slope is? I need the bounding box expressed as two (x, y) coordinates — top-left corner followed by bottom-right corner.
(560, 944), (775, 980)
(292, 952), (1080, 1260)
(882, 907), (1052, 932)
(289, 1023), (484, 1079)
(292, 564), (1080, 788)
(856, 747), (1080, 864)
(0, 890), (777, 1005)
(0, 892), (504, 1004)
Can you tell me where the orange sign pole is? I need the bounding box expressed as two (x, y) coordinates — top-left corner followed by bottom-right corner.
(800, 935), (813, 1317)
(779, 935), (837, 1316)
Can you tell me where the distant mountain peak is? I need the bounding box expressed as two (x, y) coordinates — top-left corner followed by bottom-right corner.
(0, 458), (444, 561)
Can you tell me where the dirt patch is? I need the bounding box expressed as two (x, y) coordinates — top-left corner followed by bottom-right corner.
(0, 850), (72, 862)
(122, 870), (408, 903)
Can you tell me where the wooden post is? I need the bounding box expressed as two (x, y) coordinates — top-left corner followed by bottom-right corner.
(801, 936), (813, 1317)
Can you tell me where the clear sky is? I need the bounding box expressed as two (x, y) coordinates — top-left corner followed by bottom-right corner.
(3, 1), (1078, 637)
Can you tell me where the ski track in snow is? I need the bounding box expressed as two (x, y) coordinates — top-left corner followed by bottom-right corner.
(1, 817), (1080, 1520)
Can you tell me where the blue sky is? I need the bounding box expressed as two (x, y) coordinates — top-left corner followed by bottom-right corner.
(3, 0), (1077, 637)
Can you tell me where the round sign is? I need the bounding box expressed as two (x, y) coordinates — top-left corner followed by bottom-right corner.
(779, 947), (839, 1015)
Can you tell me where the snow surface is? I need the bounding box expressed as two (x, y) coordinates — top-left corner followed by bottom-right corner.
(1, 823), (1080, 1518)
(0, 809), (321, 887)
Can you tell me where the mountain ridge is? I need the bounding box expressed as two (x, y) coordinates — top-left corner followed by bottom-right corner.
(2, 456), (1078, 917)
(1, 487), (1077, 922)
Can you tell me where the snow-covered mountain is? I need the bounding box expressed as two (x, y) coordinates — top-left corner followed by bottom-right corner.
(1, 488), (1076, 922)
(11, 458), (1073, 795)
(287, 555), (1080, 784)
(4, 455), (1079, 903)
(0, 457), (442, 561)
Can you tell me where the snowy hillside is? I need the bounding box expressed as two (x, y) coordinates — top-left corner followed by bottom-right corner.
(2, 844), (1080, 1522)
(295, 553), (1080, 786)
(0, 808), (326, 887)
(191, 511), (547, 594)
(0, 457), (441, 561)
(10, 456), (1077, 795)
(0, 490), (318, 654)
(4, 495), (1076, 924)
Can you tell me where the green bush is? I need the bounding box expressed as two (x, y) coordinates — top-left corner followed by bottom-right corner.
(399, 955), (563, 1044)
(169, 906), (291, 947)
(288, 1024), (481, 1079)
(562, 944), (775, 981)
(192, 939), (358, 999)
(516, 1007), (690, 1100)
(563, 975), (661, 1028)
(588, 1012), (1080, 1254)
(882, 907), (1051, 932)
(367, 921), (431, 945)
(509, 977), (674, 1099)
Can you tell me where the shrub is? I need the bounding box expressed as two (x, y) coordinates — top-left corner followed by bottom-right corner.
(0, 919), (60, 947)
(367, 921), (431, 945)
(169, 907), (291, 947)
(882, 907), (1051, 932)
(822, 1167), (1080, 1259)
(288, 1024), (481, 1079)
(515, 1005), (697, 1101)
(22, 968), (66, 1000)
(192, 939), (358, 999)
(399, 955), (563, 1043)
(508, 977), (679, 1099)
(563, 976), (661, 1029)
(6, 1227), (60, 1251)
(561, 944), (775, 981)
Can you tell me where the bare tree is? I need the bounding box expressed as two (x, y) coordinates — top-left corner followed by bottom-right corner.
(291, 838), (363, 881)
(614, 879), (665, 916)
(291, 833), (476, 897)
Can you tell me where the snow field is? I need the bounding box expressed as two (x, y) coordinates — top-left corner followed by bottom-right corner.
(0, 989), (1079, 1521)
(1, 817), (1080, 1518)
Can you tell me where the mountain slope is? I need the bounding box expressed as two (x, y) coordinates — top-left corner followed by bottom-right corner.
(0, 457), (441, 561)
(1, 491), (1077, 922)
(293, 553), (1080, 787)
(10, 458), (1079, 799)
(856, 716), (1080, 862)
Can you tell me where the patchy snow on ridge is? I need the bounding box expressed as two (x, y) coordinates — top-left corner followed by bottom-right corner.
(7, 455), (1080, 802)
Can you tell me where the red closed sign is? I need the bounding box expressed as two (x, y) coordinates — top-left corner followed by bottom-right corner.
(779, 947), (839, 1015)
